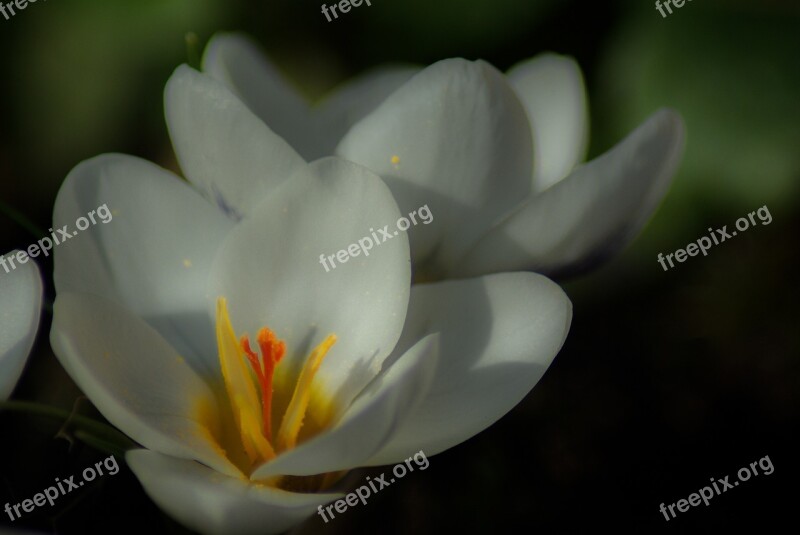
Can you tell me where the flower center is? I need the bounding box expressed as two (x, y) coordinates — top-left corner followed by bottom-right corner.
(213, 297), (337, 473)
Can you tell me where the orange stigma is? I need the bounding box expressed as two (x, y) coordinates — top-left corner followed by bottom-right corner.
(241, 329), (285, 443)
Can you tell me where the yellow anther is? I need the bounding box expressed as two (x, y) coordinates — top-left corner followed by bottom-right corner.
(276, 334), (337, 451)
(216, 298), (276, 464)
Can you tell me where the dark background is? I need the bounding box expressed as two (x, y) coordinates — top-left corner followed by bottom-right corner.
(1, 0), (798, 532)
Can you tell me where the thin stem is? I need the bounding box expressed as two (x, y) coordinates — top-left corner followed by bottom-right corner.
(0, 198), (46, 239)
(0, 400), (136, 452)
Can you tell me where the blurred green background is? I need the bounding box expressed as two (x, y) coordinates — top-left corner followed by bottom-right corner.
(1, 0), (798, 532)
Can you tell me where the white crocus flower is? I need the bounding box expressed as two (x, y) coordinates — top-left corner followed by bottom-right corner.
(0, 252), (42, 400)
(337, 58), (686, 280)
(205, 36), (685, 281)
(49, 66), (572, 535)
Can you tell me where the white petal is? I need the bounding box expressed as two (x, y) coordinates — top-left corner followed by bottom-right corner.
(202, 33), (319, 160)
(203, 33), (418, 161)
(315, 66), (420, 156)
(0, 256), (42, 400)
(458, 109), (686, 278)
(336, 58), (533, 275)
(53, 154), (234, 378)
(252, 334), (439, 479)
(165, 65), (306, 219)
(367, 272), (571, 465)
(50, 292), (239, 477)
(508, 53), (589, 191)
(209, 157), (410, 413)
(128, 449), (341, 535)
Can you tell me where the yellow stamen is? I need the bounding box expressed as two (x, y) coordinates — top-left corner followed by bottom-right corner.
(276, 334), (337, 451)
(216, 298), (276, 464)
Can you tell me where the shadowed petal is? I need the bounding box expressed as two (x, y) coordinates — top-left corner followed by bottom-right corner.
(128, 449), (342, 535)
(337, 58), (533, 275)
(51, 292), (239, 478)
(457, 109), (686, 278)
(0, 256), (43, 400)
(508, 53), (589, 191)
(166, 65), (306, 219)
(367, 272), (571, 464)
(53, 154), (235, 378)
